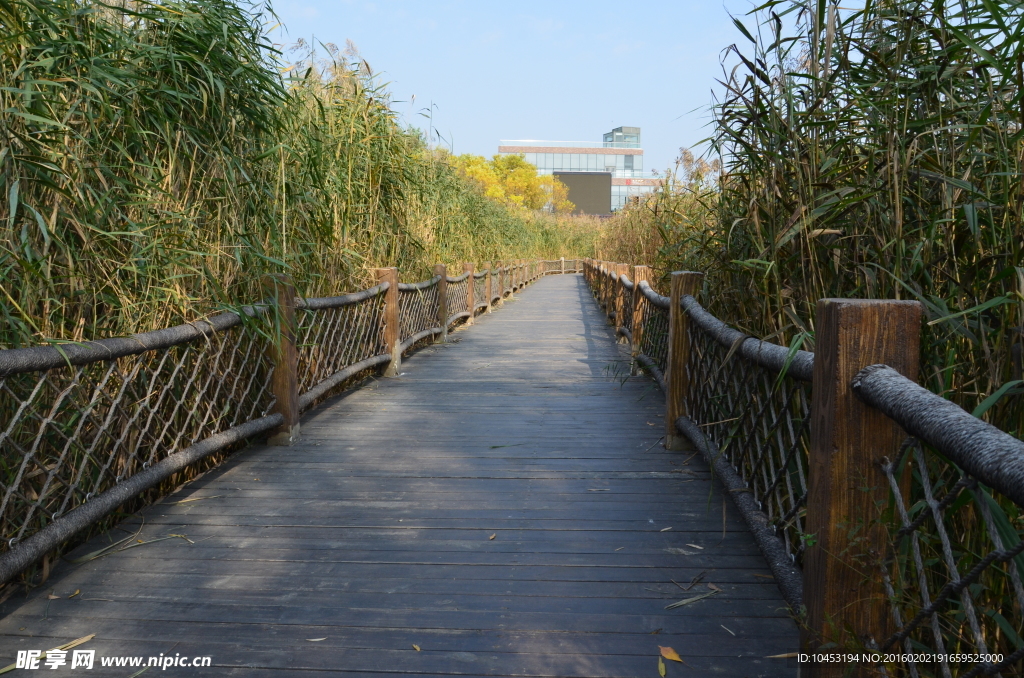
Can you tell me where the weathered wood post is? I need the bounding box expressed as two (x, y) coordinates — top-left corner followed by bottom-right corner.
(484, 262), (493, 313)
(803, 299), (922, 673)
(614, 263), (629, 343)
(264, 274), (300, 446)
(463, 262), (475, 325)
(434, 264), (447, 343)
(374, 267), (400, 377)
(561, 257), (565, 274)
(602, 262), (610, 321)
(664, 271), (703, 450)
(630, 265), (652, 375)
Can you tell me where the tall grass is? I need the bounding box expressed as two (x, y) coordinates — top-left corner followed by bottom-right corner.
(0, 0), (593, 350)
(601, 0), (1024, 431)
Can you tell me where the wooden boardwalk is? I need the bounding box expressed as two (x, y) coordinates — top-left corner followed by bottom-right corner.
(0, 274), (798, 677)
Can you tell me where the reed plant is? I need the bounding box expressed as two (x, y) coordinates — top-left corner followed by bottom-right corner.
(0, 0), (593, 350)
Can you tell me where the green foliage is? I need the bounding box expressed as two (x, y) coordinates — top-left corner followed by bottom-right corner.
(0, 0), (592, 349)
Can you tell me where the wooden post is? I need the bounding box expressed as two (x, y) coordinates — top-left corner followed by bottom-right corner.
(561, 257), (565, 274)
(463, 262), (474, 325)
(803, 299), (922, 671)
(603, 263), (614, 320)
(630, 266), (652, 375)
(664, 271), (703, 450)
(264, 274), (300, 446)
(374, 267), (400, 377)
(434, 264), (447, 343)
(614, 263), (629, 343)
(484, 262), (493, 313)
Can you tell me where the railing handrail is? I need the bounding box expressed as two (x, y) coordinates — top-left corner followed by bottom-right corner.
(680, 294), (814, 382)
(853, 363), (1024, 507)
(0, 306), (263, 378)
(397, 275), (442, 291)
(637, 280), (669, 309)
(300, 282), (389, 311)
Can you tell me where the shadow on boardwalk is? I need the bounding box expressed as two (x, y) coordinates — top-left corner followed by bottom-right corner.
(0, 274), (798, 677)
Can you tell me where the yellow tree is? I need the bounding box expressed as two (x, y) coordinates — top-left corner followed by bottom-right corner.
(450, 153), (575, 213)
(539, 175), (575, 214)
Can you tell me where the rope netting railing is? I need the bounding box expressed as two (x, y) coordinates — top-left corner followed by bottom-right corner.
(296, 285), (390, 412)
(633, 281), (670, 386)
(581, 258), (1024, 676)
(540, 258), (579, 275)
(682, 295), (813, 570)
(854, 366), (1024, 676)
(473, 270), (489, 312)
(445, 273), (471, 325)
(398, 276), (442, 352)
(0, 312), (276, 543)
(0, 259), (571, 587)
(490, 268), (503, 305)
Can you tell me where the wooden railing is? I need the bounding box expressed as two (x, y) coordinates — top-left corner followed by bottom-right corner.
(583, 258), (1024, 678)
(0, 259), (578, 587)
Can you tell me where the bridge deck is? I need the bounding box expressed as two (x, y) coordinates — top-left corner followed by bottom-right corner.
(0, 274), (797, 676)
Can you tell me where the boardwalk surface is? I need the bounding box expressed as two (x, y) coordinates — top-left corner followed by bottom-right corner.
(0, 274), (798, 677)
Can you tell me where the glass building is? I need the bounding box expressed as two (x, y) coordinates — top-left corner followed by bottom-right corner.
(498, 127), (660, 214)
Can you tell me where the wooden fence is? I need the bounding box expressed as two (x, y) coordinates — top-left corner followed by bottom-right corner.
(0, 259), (579, 588)
(584, 258), (1024, 678)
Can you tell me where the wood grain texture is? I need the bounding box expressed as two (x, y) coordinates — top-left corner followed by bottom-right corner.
(665, 272), (703, 451)
(463, 262), (475, 325)
(0, 274), (797, 677)
(434, 264), (448, 343)
(375, 267), (400, 377)
(803, 298), (921, 676)
(265, 274), (300, 445)
(630, 265), (652, 377)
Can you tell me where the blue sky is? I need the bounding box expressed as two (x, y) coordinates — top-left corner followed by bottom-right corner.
(269, 0), (753, 173)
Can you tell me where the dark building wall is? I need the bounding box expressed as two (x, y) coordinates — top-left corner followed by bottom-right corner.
(554, 172), (612, 216)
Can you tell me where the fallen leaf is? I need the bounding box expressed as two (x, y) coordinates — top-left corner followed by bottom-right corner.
(665, 590), (719, 609)
(647, 422), (656, 426)
(767, 652), (799, 659)
(587, 488), (610, 492)
(47, 594), (59, 600)
(614, 547), (624, 551)
(721, 625), (736, 636)
(660, 527), (672, 532)
(412, 645), (421, 651)
(68, 589), (80, 598)
(658, 656), (666, 677)
(707, 583), (722, 592)
(659, 646), (682, 662)
(650, 628), (662, 634)
(685, 543), (703, 549)
(171, 495), (222, 505)
(488, 534), (496, 540)
(306, 638), (326, 642)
